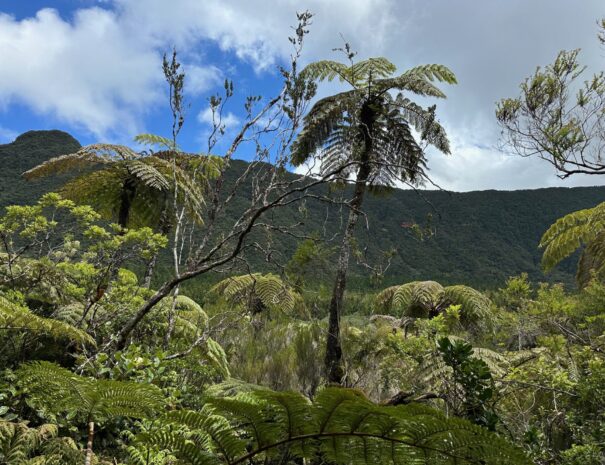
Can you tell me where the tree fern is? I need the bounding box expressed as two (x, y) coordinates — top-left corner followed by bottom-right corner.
(211, 274), (303, 315)
(137, 386), (528, 465)
(539, 201), (605, 287)
(22, 143), (209, 230)
(292, 55), (455, 382)
(0, 296), (94, 347)
(16, 361), (165, 465)
(375, 281), (491, 330)
(374, 281), (492, 330)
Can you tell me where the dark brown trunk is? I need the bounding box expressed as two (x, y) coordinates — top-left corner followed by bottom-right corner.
(117, 177), (137, 229)
(324, 175), (368, 383)
(324, 101), (374, 384)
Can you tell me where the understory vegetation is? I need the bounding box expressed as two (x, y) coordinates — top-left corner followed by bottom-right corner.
(1, 11), (604, 465)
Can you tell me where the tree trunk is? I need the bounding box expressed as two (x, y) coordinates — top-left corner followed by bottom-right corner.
(324, 174), (368, 383)
(117, 177), (137, 229)
(324, 101), (374, 384)
(84, 420), (95, 465)
(143, 206), (171, 289)
(163, 285), (180, 349)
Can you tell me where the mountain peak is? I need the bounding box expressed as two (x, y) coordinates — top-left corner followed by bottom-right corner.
(11, 129), (81, 148)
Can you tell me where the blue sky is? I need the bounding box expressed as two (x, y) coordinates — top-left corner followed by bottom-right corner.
(0, 0), (603, 191)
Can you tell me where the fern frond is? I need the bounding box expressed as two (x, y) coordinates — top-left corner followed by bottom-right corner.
(203, 338), (231, 378)
(134, 133), (178, 151)
(300, 60), (354, 84)
(376, 281), (492, 330)
(443, 285), (492, 325)
(351, 57), (397, 82)
(291, 91), (359, 165)
(539, 201), (605, 287)
(141, 387), (528, 465)
(23, 144), (139, 180)
(16, 361), (164, 422)
(0, 421), (60, 464)
(211, 274), (301, 315)
(373, 286), (400, 314)
(0, 296), (94, 347)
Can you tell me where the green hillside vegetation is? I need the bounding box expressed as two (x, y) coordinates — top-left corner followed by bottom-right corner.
(2, 23), (605, 465)
(1, 130), (600, 289)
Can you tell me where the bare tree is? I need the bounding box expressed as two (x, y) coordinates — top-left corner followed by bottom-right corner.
(108, 11), (355, 352)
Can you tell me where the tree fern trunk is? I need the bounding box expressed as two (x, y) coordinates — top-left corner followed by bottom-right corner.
(84, 420), (95, 465)
(117, 177), (137, 229)
(325, 175), (368, 384)
(325, 101), (374, 384)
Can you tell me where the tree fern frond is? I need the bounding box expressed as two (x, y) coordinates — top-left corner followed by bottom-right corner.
(211, 274), (302, 315)
(351, 57), (397, 82)
(374, 286), (400, 314)
(0, 296), (94, 347)
(125, 160), (171, 191)
(134, 133), (178, 151)
(0, 421), (64, 464)
(291, 92), (358, 165)
(142, 387), (529, 465)
(23, 144), (139, 180)
(376, 281), (492, 330)
(442, 285), (492, 325)
(300, 60), (354, 84)
(539, 201), (605, 286)
(203, 338), (231, 378)
(16, 361), (164, 422)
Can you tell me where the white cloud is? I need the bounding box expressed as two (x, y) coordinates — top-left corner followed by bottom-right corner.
(0, 0), (603, 190)
(186, 64), (222, 96)
(0, 8), (162, 138)
(197, 106), (240, 131)
(111, 0), (396, 71)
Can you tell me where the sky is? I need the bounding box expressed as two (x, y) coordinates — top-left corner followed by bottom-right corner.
(0, 0), (603, 192)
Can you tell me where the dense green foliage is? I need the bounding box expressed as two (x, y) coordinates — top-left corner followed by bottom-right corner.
(1, 21), (605, 464)
(1, 131), (602, 290)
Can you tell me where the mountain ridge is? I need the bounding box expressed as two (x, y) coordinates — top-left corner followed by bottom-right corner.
(1, 129), (603, 289)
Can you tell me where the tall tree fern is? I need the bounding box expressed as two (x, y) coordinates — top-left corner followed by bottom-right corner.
(23, 143), (210, 231)
(292, 53), (456, 383)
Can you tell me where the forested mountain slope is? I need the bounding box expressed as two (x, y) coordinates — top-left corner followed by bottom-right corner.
(1, 130), (603, 288)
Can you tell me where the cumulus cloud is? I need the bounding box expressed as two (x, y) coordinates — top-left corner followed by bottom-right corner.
(197, 106), (240, 131)
(0, 8), (161, 138)
(111, 0), (396, 71)
(186, 64), (223, 96)
(0, 0), (603, 190)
